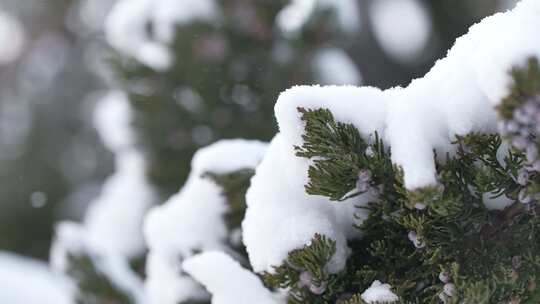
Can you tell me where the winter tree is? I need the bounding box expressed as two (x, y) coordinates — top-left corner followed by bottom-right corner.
(49, 0), (362, 303)
(0, 0), (510, 263)
(44, 0), (540, 303)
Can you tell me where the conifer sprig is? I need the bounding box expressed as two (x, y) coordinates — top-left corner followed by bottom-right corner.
(66, 254), (134, 304)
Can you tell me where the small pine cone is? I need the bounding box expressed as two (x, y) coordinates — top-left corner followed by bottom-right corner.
(358, 169), (372, 182)
(438, 271), (450, 283)
(443, 283), (456, 297)
(517, 169), (529, 186)
(298, 271), (312, 288)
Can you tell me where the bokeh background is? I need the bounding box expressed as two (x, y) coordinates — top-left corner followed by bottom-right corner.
(0, 0), (519, 262)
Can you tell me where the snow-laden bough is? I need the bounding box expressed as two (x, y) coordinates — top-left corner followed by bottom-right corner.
(50, 91), (154, 303)
(143, 139), (267, 304)
(242, 0), (540, 278)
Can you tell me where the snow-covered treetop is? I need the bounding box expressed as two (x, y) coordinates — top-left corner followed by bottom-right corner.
(183, 251), (283, 304)
(48, 1), (540, 303)
(275, 0), (540, 190)
(242, 0), (540, 287)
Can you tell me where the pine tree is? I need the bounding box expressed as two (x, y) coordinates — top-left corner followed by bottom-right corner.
(178, 2), (539, 302)
(52, 1), (361, 302)
(49, 1), (540, 304)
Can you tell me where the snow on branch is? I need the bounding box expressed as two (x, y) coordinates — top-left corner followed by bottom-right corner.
(242, 0), (540, 285)
(183, 251), (283, 304)
(275, 0), (540, 190)
(0, 252), (73, 304)
(50, 91), (155, 303)
(143, 139), (267, 303)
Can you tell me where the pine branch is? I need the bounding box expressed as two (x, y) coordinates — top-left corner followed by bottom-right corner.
(203, 168), (255, 230)
(284, 70), (540, 302)
(66, 253), (135, 304)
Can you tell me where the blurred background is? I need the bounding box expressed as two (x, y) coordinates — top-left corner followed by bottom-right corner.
(0, 0), (519, 262)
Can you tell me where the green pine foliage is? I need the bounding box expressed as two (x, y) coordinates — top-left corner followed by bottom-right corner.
(261, 60), (540, 303)
(66, 253), (134, 304)
(203, 168), (255, 257)
(262, 234), (338, 303)
(497, 57), (540, 120)
(203, 168), (255, 231)
(295, 107), (369, 201)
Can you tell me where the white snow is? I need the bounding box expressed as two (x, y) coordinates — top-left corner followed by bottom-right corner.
(469, 0), (540, 104)
(243, 134), (372, 273)
(275, 85), (389, 152)
(0, 10), (25, 65)
(145, 252), (209, 304)
(143, 139), (267, 304)
(277, 0), (360, 37)
(50, 91), (154, 303)
(105, 0), (217, 70)
(243, 0), (540, 277)
(360, 280), (399, 303)
(78, 91), (156, 260)
(273, 0), (540, 190)
(183, 251), (283, 304)
(144, 139), (267, 258)
(50, 222), (86, 273)
(50, 222), (147, 303)
(312, 48), (362, 85)
(369, 0), (431, 63)
(77, 0), (118, 32)
(36, 1), (540, 302)
(483, 192), (514, 210)
(85, 91), (155, 258)
(93, 91), (135, 152)
(83, 152), (154, 257)
(0, 252), (73, 304)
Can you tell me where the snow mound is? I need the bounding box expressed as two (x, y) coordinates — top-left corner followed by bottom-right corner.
(243, 0), (540, 276)
(361, 280), (399, 303)
(243, 134), (372, 273)
(0, 252), (73, 304)
(143, 139), (267, 304)
(183, 251), (283, 304)
(276, 0), (540, 190)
